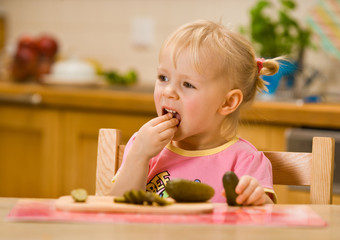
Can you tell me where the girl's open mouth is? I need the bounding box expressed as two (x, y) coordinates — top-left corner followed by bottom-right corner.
(162, 108), (181, 126)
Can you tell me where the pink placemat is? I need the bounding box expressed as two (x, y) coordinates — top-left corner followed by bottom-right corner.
(6, 199), (327, 227)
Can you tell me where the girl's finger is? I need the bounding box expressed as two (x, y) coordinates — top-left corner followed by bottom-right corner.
(158, 126), (178, 141)
(154, 118), (179, 133)
(235, 176), (251, 194)
(221, 189), (226, 197)
(245, 186), (265, 205)
(249, 193), (266, 206)
(147, 113), (173, 127)
(236, 178), (257, 204)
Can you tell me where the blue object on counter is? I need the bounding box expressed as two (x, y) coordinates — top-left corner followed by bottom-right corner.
(304, 95), (322, 103)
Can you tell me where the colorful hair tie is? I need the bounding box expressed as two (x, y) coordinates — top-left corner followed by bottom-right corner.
(256, 58), (265, 74)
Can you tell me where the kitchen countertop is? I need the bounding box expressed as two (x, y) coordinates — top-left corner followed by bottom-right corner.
(0, 81), (156, 114)
(1, 81), (340, 128)
(240, 100), (340, 128)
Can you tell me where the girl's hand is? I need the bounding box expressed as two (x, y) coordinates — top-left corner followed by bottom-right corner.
(131, 113), (179, 160)
(110, 113), (178, 196)
(234, 175), (273, 206)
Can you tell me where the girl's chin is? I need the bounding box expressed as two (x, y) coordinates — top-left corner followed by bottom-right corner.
(172, 131), (180, 141)
(172, 129), (185, 142)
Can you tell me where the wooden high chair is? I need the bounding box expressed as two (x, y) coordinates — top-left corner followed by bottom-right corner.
(95, 128), (335, 204)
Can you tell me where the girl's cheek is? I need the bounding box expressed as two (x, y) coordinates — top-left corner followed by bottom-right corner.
(153, 90), (162, 116)
(184, 99), (198, 113)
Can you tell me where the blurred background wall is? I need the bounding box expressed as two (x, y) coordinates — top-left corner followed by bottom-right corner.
(0, 0), (336, 87)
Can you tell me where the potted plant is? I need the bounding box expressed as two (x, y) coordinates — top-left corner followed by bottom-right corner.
(240, 0), (313, 95)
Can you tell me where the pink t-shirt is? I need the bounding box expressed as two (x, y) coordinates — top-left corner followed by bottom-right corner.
(120, 133), (275, 203)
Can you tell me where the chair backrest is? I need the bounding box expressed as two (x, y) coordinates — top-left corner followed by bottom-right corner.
(264, 137), (334, 204)
(96, 129), (125, 196)
(95, 128), (335, 204)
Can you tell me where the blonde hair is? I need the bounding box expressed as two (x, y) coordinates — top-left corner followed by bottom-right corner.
(160, 20), (280, 139)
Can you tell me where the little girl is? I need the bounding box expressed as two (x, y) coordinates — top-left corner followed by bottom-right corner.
(110, 20), (279, 205)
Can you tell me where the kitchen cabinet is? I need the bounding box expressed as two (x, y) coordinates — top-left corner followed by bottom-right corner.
(0, 105), (61, 197)
(0, 104), (154, 198)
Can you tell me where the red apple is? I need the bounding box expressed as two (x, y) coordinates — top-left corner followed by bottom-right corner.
(35, 34), (58, 58)
(18, 35), (37, 51)
(15, 47), (38, 64)
(12, 47), (38, 81)
(11, 33), (59, 82)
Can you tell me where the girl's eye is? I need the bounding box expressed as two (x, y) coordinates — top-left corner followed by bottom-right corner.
(158, 75), (168, 82)
(183, 82), (195, 89)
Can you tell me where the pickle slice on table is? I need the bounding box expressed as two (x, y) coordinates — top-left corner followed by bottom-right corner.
(123, 190), (142, 204)
(114, 189), (172, 206)
(71, 188), (88, 202)
(152, 193), (170, 206)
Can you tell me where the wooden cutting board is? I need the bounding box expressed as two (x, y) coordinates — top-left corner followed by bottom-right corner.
(56, 196), (214, 214)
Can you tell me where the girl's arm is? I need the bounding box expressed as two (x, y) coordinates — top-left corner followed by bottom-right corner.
(109, 113), (179, 196)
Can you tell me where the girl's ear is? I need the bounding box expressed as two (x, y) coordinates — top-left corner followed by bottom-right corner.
(219, 89), (243, 116)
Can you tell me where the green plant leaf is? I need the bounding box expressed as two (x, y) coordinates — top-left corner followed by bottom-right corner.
(281, 0), (296, 10)
(240, 0), (313, 58)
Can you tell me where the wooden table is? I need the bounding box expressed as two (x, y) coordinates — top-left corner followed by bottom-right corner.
(1, 198), (340, 240)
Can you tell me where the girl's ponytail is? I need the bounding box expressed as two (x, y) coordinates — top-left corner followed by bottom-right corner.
(256, 58), (280, 92)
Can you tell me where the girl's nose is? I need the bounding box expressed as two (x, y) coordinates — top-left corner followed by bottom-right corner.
(163, 83), (179, 99)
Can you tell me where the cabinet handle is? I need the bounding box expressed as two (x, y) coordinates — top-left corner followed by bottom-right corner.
(0, 93), (42, 105)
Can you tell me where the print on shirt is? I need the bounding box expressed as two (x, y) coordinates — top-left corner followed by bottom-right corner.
(146, 171), (170, 198)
